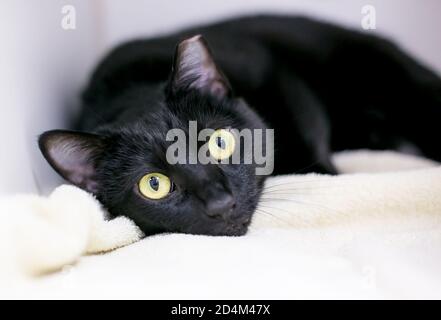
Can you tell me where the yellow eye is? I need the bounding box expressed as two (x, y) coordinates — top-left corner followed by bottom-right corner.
(208, 129), (236, 161)
(138, 173), (172, 200)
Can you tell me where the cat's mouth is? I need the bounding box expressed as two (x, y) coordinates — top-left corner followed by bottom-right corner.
(211, 215), (252, 236)
(223, 222), (249, 236)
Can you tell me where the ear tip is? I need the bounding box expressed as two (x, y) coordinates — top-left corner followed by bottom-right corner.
(186, 34), (203, 41)
(39, 130), (106, 155)
(38, 130), (55, 151)
(38, 130), (64, 150)
(182, 34), (204, 43)
(178, 34), (208, 51)
(38, 130), (77, 157)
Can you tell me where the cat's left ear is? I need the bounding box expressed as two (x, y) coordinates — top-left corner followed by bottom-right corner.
(38, 130), (106, 193)
(168, 35), (232, 99)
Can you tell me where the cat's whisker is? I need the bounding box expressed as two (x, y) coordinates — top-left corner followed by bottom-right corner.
(263, 178), (338, 190)
(256, 204), (304, 225)
(262, 184), (349, 195)
(262, 185), (348, 195)
(259, 197), (346, 217)
(257, 204), (296, 215)
(262, 185), (348, 194)
(254, 208), (295, 227)
(261, 192), (339, 198)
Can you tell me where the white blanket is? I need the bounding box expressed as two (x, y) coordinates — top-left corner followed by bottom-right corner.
(1, 150), (441, 299)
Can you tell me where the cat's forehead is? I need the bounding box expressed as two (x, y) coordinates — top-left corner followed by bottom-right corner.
(165, 94), (240, 129)
(115, 109), (230, 150)
(109, 106), (238, 170)
(111, 93), (244, 157)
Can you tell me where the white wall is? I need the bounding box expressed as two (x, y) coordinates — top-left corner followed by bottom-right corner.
(0, 0), (105, 195)
(1, 0), (440, 195)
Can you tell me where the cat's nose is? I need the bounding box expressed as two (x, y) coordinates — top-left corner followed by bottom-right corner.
(205, 193), (236, 219)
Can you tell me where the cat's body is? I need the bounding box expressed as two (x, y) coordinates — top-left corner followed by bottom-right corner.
(40, 15), (441, 236)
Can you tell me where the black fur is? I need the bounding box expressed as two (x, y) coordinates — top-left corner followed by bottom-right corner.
(39, 15), (441, 236)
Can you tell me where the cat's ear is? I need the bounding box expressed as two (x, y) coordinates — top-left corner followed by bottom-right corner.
(39, 130), (106, 193)
(168, 35), (232, 99)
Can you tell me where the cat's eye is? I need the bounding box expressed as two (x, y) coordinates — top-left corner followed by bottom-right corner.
(138, 173), (172, 200)
(208, 129), (236, 161)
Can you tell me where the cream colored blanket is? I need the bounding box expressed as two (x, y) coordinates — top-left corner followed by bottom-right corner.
(1, 150), (440, 299)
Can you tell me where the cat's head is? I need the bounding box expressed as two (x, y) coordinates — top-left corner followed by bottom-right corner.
(39, 35), (271, 236)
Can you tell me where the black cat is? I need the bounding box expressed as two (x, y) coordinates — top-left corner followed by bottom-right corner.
(39, 15), (441, 236)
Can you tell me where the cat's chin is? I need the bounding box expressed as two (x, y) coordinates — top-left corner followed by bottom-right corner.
(190, 227), (249, 237)
(230, 220), (254, 236)
(216, 225), (249, 237)
(190, 217), (252, 237)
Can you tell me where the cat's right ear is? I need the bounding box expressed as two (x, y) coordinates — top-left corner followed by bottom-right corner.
(38, 130), (106, 193)
(167, 35), (232, 99)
